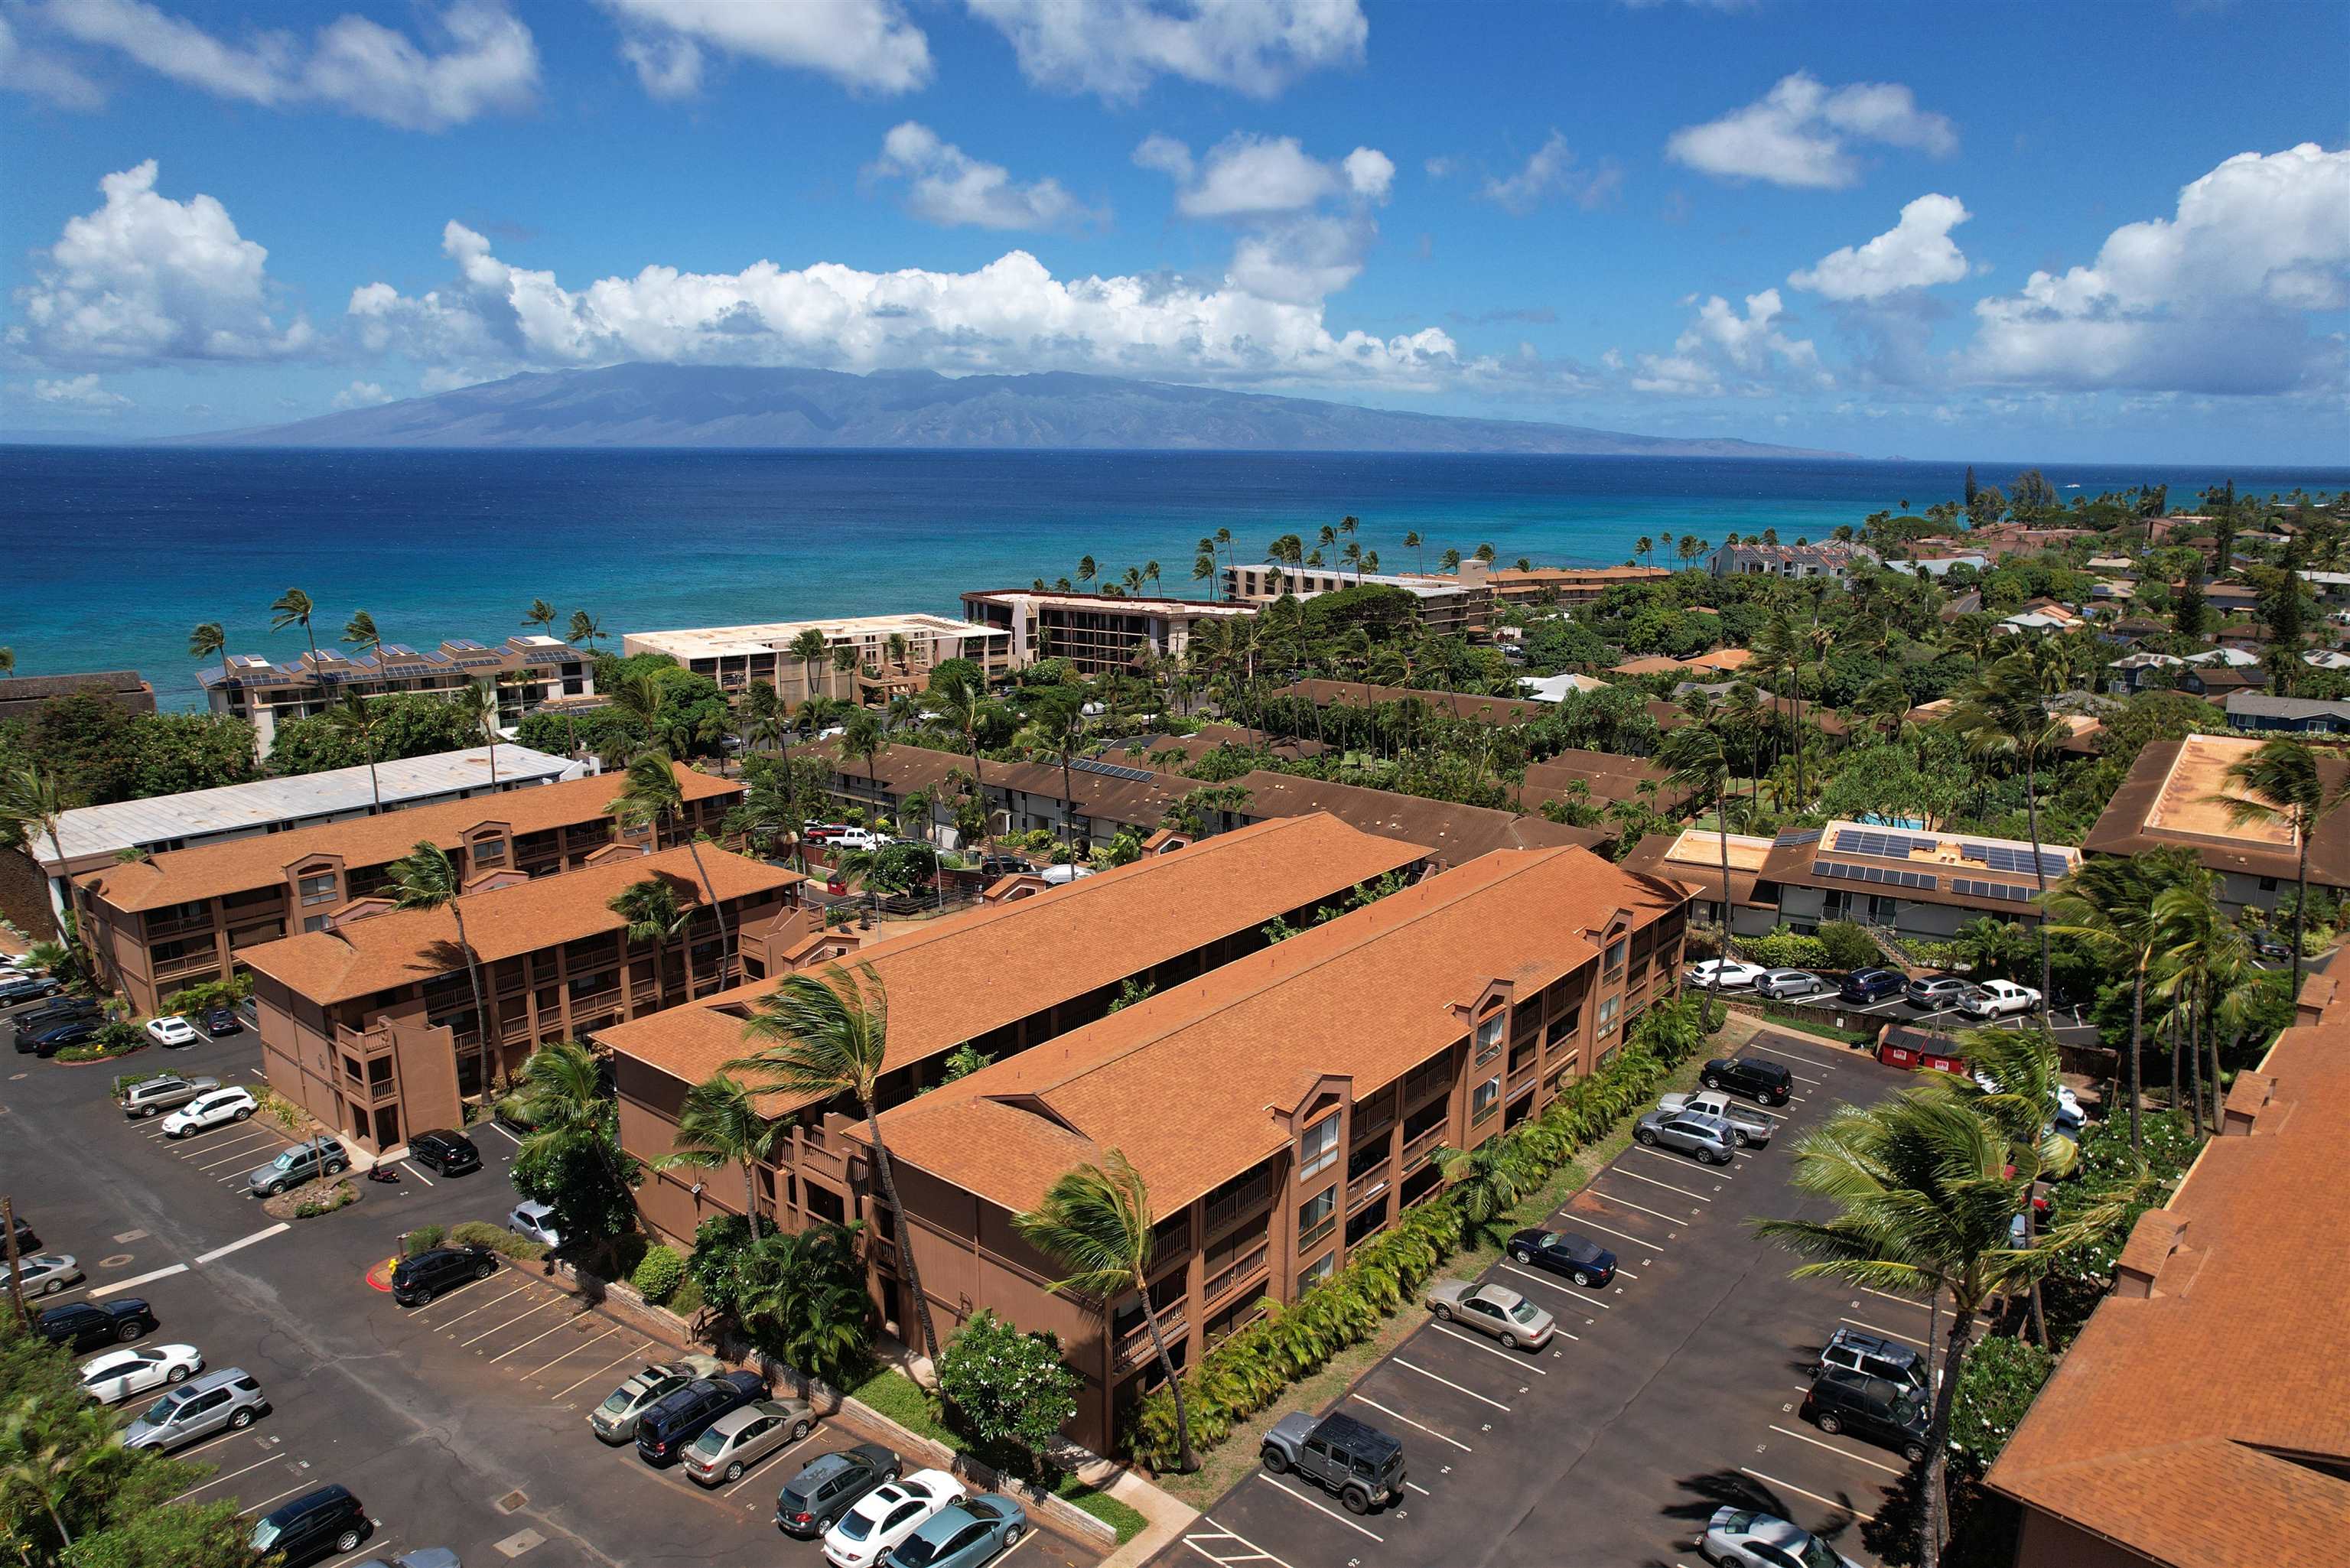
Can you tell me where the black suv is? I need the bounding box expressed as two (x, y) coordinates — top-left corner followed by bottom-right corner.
(39, 1299), (158, 1352)
(636, 1371), (765, 1465)
(249, 1485), (370, 1566)
(1840, 967), (1904, 1004)
(1700, 1056), (1793, 1106)
(1802, 1366), (1929, 1462)
(14, 997), (99, 1033)
(406, 1128), (482, 1176)
(775, 1442), (903, 1537)
(1260, 1411), (1406, 1514)
(391, 1245), (496, 1306)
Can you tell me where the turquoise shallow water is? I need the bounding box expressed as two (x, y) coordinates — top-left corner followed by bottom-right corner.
(5, 445), (2344, 711)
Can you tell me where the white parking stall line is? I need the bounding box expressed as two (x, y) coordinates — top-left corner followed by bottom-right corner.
(1391, 1356), (1512, 1411)
(482, 1121), (522, 1147)
(1768, 1424), (1906, 1479)
(167, 1453), (282, 1504)
(988, 1531), (1038, 1568)
(1840, 1316), (1927, 1348)
(1181, 1517), (1297, 1568)
(194, 1141), (280, 1172)
(462, 1295), (561, 1348)
(487, 1306), (592, 1364)
(176, 1129), (277, 1160)
(549, 1341), (661, 1400)
(1255, 1475), (1385, 1542)
(239, 1482), (316, 1517)
(403, 1275), (495, 1319)
(1496, 1263), (1610, 1310)
(91, 1263), (187, 1298)
(425, 1280), (529, 1329)
(1785, 1071), (1826, 1085)
(321, 1544), (392, 1568)
(1403, 1479), (1433, 1496)
(523, 1321), (626, 1381)
(400, 1161), (435, 1186)
(1635, 1147), (1733, 1181)
(1859, 1287), (1932, 1312)
(1611, 1166), (1716, 1202)
(193, 1223), (289, 1265)
(1428, 1321), (1548, 1372)
(1613, 1266), (1640, 1279)
(1739, 1467), (1857, 1518)
(1583, 1186), (1687, 1227)
(1349, 1392), (1473, 1452)
(724, 1430), (818, 1496)
(1560, 1215), (1663, 1253)
(1733, 1103), (1793, 1121)
(1757, 1048), (1841, 1070)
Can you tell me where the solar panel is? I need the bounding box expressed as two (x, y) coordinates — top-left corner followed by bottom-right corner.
(1832, 828), (1939, 860)
(1072, 758), (1155, 782)
(1774, 828), (1824, 847)
(1953, 877), (2036, 903)
(1963, 844), (2068, 877)
(1813, 859), (1935, 892)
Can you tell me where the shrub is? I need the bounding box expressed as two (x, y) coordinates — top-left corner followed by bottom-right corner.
(667, 1274), (705, 1317)
(1745, 927), (1831, 969)
(448, 1219), (550, 1261)
(1946, 1332), (2055, 1474)
(1814, 920), (1883, 972)
(936, 1312), (1080, 1468)
(630, 1244), (684, 1304)
(292, 1180), (357, 1218)
(404, 1225), (447, 1257)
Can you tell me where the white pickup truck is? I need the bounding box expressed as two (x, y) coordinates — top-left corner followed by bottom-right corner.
(1655, 1089), (1775, 1147)
(1958, 980), (2042, 1020)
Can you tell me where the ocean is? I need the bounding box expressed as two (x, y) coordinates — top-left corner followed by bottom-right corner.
(5, 446), (2346, 714)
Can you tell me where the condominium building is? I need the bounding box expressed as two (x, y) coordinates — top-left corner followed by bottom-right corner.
(199, 634), (596, 758)
(597, 814), (1430, 1257)
(0, 671), (155, 723)
(1221, 564), (1490, 638)
(1451, 561), (1671, 607)
(621, 613), (1012, 705)
(1707, 540), (1878, 581)
(860, 844), (1690, 1449)
(240, 844), (801, 1152)
(959, 589), (1258, 675)
(69, 763), (739, 1016)
(2085, 732), (2350, 913)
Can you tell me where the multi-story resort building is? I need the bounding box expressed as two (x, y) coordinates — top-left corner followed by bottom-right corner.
(1450, 561), (1672, 607)
(200, 634), (597, 758)
(67, 763), (739, 1015)
(239, 844), (800, 1152)
(621, 614), (1012, 705)
(959, 589), (1258, 675)
(2085, 732), (2349, 914)
(1706, 539), (1878, 582)
(598, 814), (1427, 1254)
(1221, 564), (1490, 638)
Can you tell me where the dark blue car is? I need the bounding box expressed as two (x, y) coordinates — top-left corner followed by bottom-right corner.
(1839, 967), (1904, 1004)
(21, 1018), (103, 1058)
(1505, 1228), (1617, 1287)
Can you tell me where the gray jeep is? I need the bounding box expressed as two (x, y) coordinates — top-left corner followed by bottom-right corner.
(1259, 1411), (1404, 1514)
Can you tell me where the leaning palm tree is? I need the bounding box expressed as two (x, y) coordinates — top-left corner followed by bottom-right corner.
(2211, 736), (2337, 997)
(188, 620), (229, 691)
(608, 873), (692, 1002)
(1948, 653), (2068, 1005)
(654, 1074), (789, 1241)
(1014, 1150), (1199, 1474)
(342, 608), (385, 672)
(567, 609), (606, 657)
(325, 691), (387, 814)
(787, 628), (831, 706)
(610, 750), (734, 973)
(0, 766), (70, 866)
(727, 961), (942, 1366)
(1654, 718), (1736, 1017)
(1932, 1026), (2080, 1346)
(2041, 850), (2197, 1153)
(523, 598), (558, 636)
(384, 840), (492, 1095)
(270, 587), (320, 659)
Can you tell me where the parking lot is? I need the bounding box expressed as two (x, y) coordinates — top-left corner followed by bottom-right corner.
(3, 1000), (1105, 1568)
(1156, 1030), (1921, 1568)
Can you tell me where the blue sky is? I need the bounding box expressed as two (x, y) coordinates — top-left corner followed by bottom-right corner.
(4, 0), (2346, 462)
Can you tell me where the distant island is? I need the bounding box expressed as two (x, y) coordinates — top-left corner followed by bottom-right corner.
(172, 363), (1850, 456)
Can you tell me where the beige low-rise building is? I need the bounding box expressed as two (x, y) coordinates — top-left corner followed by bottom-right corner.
(200, 635), (595, 758)
(622, 613), (1012, 705)
(959, 589), (1258, 674)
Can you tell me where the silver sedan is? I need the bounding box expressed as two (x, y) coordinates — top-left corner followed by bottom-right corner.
(1424, 1280), (1554, 1349)
(682, 1397), (817, 1486)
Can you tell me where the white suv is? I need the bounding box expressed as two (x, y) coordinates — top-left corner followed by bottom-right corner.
(161, 1087), (258, 1139)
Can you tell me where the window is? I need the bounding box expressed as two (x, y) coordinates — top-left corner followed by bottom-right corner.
(2258, 876), (2280, 893)
(1296, 1187), (1336, 1247)
(1597, 994), (1622, 1038)
(1300, 1251), (1336, 1290)
(1474, 1011), (1505, 1065)
(1470, 1074), (1501, 1123)
(1297, 1114), (1339, 1180)
(297, 871), (339, 907)
(471, 837), (507, 867)
(1604, 936), (1627, 979)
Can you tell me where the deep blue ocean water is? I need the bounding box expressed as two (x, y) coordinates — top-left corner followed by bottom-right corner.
(5, 446), (2345, 712)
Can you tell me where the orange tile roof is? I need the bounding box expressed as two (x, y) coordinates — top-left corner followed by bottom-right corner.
(1984, 1023), (2350, 1568)
(235, 845), (798, 1006)
(596, 814), (1428, 1110)
(77, 763), (739, 913)
(1608, 655), (1689, 676)
(866, 847), (1688, 1219)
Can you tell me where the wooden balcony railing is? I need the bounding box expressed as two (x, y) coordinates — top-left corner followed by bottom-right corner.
(1115, 1312), (1188, 1373)
(1402, 1124), (1447, 1170)
(1202, 1241), (1269, 1306)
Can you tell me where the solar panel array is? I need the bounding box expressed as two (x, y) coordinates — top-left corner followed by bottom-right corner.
(1832, 828), (1941, 859)
(1773, 827), (1824, 847)
(1072, 757), (1157, 782)
(1959, 842), (2068, 877)
(1812, 858), (1938, 891)
(1952, 877), (2036, 903)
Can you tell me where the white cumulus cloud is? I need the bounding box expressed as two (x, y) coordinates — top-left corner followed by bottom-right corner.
(1142, 132), (1388, 218)
(1666, 72), (1955, 189)
(1632, 288), (1825, 396)
(967, 0), (1365, 100)
(8, 160), (314, 367)
(1480, 130), (1621, 214)
(1789, 193), (1971, 301)
(870, 122), (1097, 231)
(1964, 143), (2350, 395)
(37, 0), (538, 130)
(32, 373), (132, 411)
(333, 379), (392, 408)
(598, 0), (931, 96)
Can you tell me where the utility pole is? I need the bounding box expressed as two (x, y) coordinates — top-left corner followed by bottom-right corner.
(3, 1195), (30, 1330)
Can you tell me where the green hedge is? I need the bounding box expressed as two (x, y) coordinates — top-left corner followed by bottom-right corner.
(403, 1225), (447, 1257)
(630, 1244), (684, 1304)
(1125, 997), (1706, 1470)
(447, 1219), (552, 1261)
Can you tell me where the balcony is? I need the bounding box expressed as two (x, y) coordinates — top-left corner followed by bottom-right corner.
(1115, 1311), (1188, 1374)
(1201, 1241), (1269, 1306)
(1402, 1124), (1447, 1171)
(145, 912), (216, 942)
(1347, 1173), (1390, 1215)
(1203, 1173), (1274, 1239)
(565, 987), (622, 1018)
(150, 952), (224, 984)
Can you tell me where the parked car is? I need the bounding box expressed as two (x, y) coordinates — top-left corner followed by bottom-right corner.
(1423, 1280), (1554, 1348)
(1259, 1411), (1405, 1515)
(390, 1246), (496, 1307)
(0, 974), (63, 1004)
(682, 1397), (815, 1485)
(884, 1495), (1027, 1568)
(1504, 1227), (1617, 1287)
(776, 1443), (902, 1537)
(161, 1085), (257, 1138)
(2253, 932), (2293, 961)
(1958, 980), (2042, 1019)
(801, 824), (851, 844)
(38, 1299), (157, 1352)
(508, 1199), (561, 1249)
(1657, 1089), (1775, 1147)
(589, 1356), (724, 1443)
(1701, 1505), (1865, 1568)
(9, 1215), (40, 1252)
(21, 1017), (103, 1057)
(1633, 1109), (1738, 1165)
(1818, 1326), (1927, 1391)
(248, 1484), (369, 1566)
(1700, 1056), (1794, 1106)
(828, 828), (886, 854)
(406, 1128), (482, 1176)
(144, 1015), (200, 1048)
(636, 1371), (766, 1466)
(119, 1073), (219, 1118)
(2054, 1083), (2085, 1129)
(123, 1368), (269, 1450)
(1838, 967), (1904, 1004)
(202, 1006), (243, 1037)
(975, 855), (1035, 880)
(9, 1252), (83, 1296)
(1684, 958), (1766, 990)
(1904, 974), (1974, 1011)
(820, 1468), (964, 1568)
(246, 1138), (349, 1195)
(79, 1342), (203, 1404)
(1802, 1365), (1929, 1462)
(1756, 968), (1825, 1000)
(13, 995), (98, 1032)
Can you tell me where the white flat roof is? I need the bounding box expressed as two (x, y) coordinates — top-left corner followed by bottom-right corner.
(34, 745), (581, 866)
(625, 613), (1002, 662)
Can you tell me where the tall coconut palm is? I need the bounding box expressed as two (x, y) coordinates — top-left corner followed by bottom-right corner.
(840, 708), (885, 815)
(509, 1037), (633, 1270)
(1948, 653), (2068, 1006)
(325, 691), (387, 814)
(654, 1074), (789, 1241)
(1655, 718), (1736, 1013)
(610, 750), (734, 973)
(2211, 736), (2336, 997)
(786, 627), (830, 706)
(464, 676), (503, 785)
(270, 587), (320, 659)
(0, 766), (68, 871)
(929, 676), (991, 854)
(609, 873), (692, 1004)
(385, 840), (492, 1095)
(523, 598), (557, 636)
(727, 961), (942, 1365)
(1013, 1150), (1199, 1473)
(1030, 685), (1086, 854)
(568, 609), (605, 657)
(2041, 850), (2197, 1153)
(342, 608), (385, 673)
(189, 621), (229, 693)
(1935, 1026), (2079, 1345)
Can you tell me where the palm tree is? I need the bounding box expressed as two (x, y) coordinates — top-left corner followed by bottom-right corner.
(0, 766), (69, 868)
(326, 691), (386, 813)
(654, 1074), (789, 1241)
(1013, 1150), (1199, 1473)
(1404, 530), (1424, 573)
(727, 961), (942, 1366)
(385, 840), (492, 1095)
(1948, 654), (2067, 1006)
(2042, 851), (2196, 1153)
(2212, 736), (2336, 997)
(737, 1223), (874, 1392)
(509, 1037), (633, 1270)
(0, 648), (11, 676)
(1431, 1137), (1535, 1241)
(464, 676), (503, 785)
(1030, 686), (1086, 855)
(930, 677), (991, 854)
(841, 708), (885, 813)
(523, 598), (557, 636)
(1636, 535), (1653, 569)
(609, 873), (692, 1004)
(610, 750), (734, 971)
(1655, 719), (1736, 1014)
(787, 628), (831, 706)
(342, 608), (385, 673)
(270, 587), (320, 660)
(1938, 1026), (2080, 1345)
(568, 609), (606, 658)
(1076, 555), (1097, 588)
(189, 620), (229, 693)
